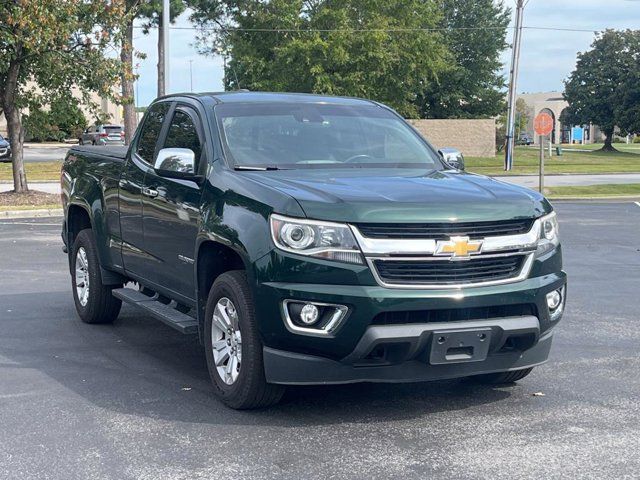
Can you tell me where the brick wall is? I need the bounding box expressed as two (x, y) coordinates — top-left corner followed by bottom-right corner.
(407, 119), (496, 158)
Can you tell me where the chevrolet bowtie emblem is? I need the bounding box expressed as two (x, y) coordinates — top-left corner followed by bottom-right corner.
(435, 236), (483, 259)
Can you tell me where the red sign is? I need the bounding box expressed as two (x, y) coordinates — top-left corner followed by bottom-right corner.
(534, 112), (554, 136)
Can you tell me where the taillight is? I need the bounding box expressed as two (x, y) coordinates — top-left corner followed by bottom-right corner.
(100, 133), (108, 138)
(120, 131), (125, 137)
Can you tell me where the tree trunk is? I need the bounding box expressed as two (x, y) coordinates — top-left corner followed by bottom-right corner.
(121, 21), (137, 145)
(601, 130), (617, 152)
(157, 14), (165, 98)
(2, 60), (28, 193)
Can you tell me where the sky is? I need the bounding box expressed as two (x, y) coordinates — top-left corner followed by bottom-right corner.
(132, 0), (640, 107)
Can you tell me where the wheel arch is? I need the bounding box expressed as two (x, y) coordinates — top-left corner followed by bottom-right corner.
(195, 239), (249, 343)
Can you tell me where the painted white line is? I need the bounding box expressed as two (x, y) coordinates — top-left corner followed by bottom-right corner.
(634, 201), (640, 208)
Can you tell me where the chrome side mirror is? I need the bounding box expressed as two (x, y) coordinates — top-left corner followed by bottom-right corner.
(154, 148), (196, 174)
(438, 148), (465, 171)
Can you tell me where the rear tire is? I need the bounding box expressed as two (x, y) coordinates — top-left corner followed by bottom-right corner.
(472, 367), (534, 385)
(204, 271), (285, 409)
(71, 229), (122, 324)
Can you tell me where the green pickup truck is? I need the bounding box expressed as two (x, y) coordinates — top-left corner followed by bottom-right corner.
(61, 92), (566, 409)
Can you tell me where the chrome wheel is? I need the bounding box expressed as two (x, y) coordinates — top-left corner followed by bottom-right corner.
(75, 247), (90, 307)
(211, 297), (242, 385)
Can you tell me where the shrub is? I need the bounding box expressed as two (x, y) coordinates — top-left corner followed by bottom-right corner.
(23, 96), (87, 142)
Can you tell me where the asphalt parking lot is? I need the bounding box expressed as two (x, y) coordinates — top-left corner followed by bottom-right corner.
(1, 202), (639, 480)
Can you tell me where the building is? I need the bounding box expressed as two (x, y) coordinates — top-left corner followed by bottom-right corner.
(517, 91), (603, 145)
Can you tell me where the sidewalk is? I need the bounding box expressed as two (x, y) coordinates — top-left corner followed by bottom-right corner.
(3, 173), (640, 196)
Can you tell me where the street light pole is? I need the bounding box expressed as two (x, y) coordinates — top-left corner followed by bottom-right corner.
(162, 0), (170, 94)
(504, 0), (526, 171)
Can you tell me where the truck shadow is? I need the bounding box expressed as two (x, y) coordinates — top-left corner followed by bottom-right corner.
(2, 291), (515, 428)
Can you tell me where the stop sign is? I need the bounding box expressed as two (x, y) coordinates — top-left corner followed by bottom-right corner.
(534, 112), (554, 136)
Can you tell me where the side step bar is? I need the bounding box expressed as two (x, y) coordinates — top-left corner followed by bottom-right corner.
(112, 288), (199, 334)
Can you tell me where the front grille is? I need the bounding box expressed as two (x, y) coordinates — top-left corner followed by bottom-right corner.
(373, 255), (526, 286)
(373, 304), (537, 325)
(356, 218), (534, 240)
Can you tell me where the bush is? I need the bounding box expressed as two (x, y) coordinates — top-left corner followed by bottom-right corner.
(633, 135), (640, 144)
(23, 96), (87, 142)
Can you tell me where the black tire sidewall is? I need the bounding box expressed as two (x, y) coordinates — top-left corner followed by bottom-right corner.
(203, 272), (264, 405)
(71, 229), (116, 323)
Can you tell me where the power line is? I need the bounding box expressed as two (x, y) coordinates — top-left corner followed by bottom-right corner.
(134, 25), (602, 34)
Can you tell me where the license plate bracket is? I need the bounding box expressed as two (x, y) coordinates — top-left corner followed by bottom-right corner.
(429, 328), (492, 365)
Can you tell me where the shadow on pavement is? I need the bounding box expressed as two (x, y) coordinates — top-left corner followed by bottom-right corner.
(1, 290), (513, 427)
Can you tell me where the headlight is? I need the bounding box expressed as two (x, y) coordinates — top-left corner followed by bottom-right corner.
(270, 214), (364, 264)
(536, 211), (559, 256)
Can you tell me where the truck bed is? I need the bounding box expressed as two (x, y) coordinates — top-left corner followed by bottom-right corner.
(69, 145), (128, 161)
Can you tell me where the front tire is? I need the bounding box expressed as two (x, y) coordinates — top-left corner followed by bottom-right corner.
(472, 367), (534, 384)
(71, 229), (122, 324)
(204, 271), (285, 409)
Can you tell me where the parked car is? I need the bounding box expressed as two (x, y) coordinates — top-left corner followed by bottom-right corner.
(79, 124), (125, 146)
(61, 92), (566, 409)
(517, 134), (533, 146)
(0, 134), (11, 162)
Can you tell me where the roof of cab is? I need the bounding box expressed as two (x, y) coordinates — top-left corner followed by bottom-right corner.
(166, 91), (379, 106)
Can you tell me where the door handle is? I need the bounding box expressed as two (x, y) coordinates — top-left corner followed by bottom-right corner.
(142, 187), (159, 197)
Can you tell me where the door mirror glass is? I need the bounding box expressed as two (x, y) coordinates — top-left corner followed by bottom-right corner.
(438, 148), (465, 171)
(154, 148), (196, 175)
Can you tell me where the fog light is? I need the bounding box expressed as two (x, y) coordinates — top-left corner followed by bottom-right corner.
(546, 287), (565, 321)
(300, 303), (320, 325)
(283, 300), (349, 336)
(547, 290), (561, 310)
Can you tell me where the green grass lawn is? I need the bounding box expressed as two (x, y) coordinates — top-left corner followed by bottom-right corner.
(467, 145), (640, 176)
(0, 161), (62, 182)
(546, 183), (640, 198)
(1, 144), (640, 182)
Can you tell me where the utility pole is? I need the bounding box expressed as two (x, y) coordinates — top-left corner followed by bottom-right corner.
(162, 0), (170, 95)
(189, 59), (193, 91)
(504, 0), (526, 171)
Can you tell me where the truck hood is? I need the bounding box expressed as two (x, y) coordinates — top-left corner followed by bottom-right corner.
(243, 168), (552, 223)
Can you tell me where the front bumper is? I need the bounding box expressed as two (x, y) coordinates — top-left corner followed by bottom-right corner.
(252, 247), (566, 385)
(265, 321), (553, 385)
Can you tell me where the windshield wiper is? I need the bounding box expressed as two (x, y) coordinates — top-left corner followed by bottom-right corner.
(234, 165), (284, 171)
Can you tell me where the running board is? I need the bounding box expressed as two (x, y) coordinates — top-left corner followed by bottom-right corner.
(112, 288), (199, 334)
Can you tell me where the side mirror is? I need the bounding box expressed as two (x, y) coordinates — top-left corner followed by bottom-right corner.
(154, 147), (198, 180)
(438, 148), (465, 171)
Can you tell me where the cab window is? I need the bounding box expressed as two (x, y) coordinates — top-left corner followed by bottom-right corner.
(136, 102), (170, 163)
(162, 109), (203, 167)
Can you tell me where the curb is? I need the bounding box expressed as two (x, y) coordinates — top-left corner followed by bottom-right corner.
(0, 208), (63, 219)
(548, 196), (640, 202)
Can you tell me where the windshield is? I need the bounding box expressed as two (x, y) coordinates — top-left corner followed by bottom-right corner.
(215, 103), (443, 170)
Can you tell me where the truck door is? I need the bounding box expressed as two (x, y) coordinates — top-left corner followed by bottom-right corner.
(119, 101), (170, 277)
(141, 104), (205, 300)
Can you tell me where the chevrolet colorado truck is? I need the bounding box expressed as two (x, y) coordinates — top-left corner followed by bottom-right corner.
(61, 92), (566, 409)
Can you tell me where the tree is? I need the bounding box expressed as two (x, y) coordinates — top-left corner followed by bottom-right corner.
(417, 0), (510, 119)
(198, 0), (449, 118)
(564, 30), (640, 151)
(121, 1), (138, 146)
(138, 0), (188, 97)
(0, 0), (128, 192)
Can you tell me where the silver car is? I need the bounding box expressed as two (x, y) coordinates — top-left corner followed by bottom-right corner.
(79, 125), (125, 146)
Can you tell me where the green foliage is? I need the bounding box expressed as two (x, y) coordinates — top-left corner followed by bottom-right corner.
(0, 0), (130, 189)
(196, 0), (509, 119)
(23, 95), (87, 142)
(417, 0), (511, 119)
(201, 0), (452, 117)
(633, 136), (640, 144)
(564, 30), (640, 148)
(138, 0), (188, 30)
